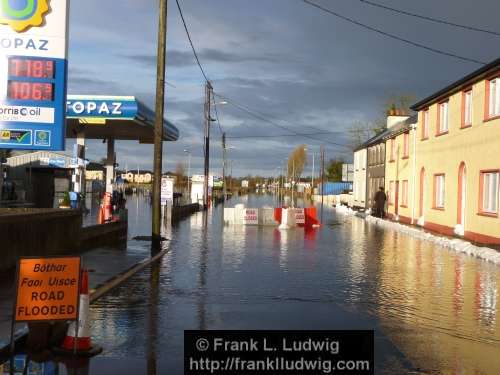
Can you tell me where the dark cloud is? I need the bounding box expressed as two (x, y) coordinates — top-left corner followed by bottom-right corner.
(123, 48), (284, 68)
(67, 0), (500, 175)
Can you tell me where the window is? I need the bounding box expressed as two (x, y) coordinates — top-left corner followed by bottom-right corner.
(389, 181), (394, 205)
(434, 174), (445, 209)
(463, 89), (473, 127)
(480, 171), (499, 215)
(403, 132), (409, 158)
(401, 180), (408, 207)
(438, 101), (449, 134)
(422, 109), (429, 139)
(488, 78), (500, 118)
(389, 139), (395, 161)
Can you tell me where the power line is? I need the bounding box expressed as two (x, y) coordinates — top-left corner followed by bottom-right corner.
(212, 96), (224, 134)
(359, 0), (500, 37)
(214, 92), (331, 134)
(175, 0), (210, 82)
(301, 0), (486, 65)
(227, 131), (343, 139)
(213, 92), (352, 149)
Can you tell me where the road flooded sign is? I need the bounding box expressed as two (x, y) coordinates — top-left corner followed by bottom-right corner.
(243, 208), (259, 225)
(14, 256), (81, 322)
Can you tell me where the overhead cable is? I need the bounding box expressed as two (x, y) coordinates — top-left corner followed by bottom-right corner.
(301, 0), (486, 65)
(359, 0), (500, 37)
(175, 0), (210, 82)
(214, 93), (352, 149)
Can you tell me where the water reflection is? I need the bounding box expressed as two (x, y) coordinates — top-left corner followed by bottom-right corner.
(86, 194), (500, 374)
(374, 218), (500, 374)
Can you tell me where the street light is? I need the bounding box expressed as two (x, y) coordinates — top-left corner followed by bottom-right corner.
(184, 149), (191, 203)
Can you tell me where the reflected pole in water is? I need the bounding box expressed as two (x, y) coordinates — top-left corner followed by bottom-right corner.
(147, 261), (160, 375)
(151, 0), (168, 253)
(320, 145), (325, 224)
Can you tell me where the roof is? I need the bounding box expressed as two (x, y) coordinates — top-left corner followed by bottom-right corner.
(353, 128), (392, 152)
(66, 95), (179, 142)
(6, 151), (72, 168)
(411, 58), (500, 111)
(383, 114), (418, 140)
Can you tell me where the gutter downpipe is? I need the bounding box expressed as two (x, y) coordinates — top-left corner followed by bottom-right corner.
(410, 123), (417, 225)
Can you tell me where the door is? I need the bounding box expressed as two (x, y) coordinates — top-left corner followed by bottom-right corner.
(457, 163), (467, 227)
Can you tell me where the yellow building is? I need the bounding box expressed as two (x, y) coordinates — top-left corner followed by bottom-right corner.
(384, 115), (418, 224)
(411, 58), (500, 244)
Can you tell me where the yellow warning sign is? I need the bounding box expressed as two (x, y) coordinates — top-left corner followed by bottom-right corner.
(15, 257), (81, 322)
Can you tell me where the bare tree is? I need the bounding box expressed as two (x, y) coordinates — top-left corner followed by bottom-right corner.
(349, 93), (416, 150)
(287, 144), (307, 181)
(174, 162), (186, 189)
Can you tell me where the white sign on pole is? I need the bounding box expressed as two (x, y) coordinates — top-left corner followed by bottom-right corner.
(161, 177), (173, 205)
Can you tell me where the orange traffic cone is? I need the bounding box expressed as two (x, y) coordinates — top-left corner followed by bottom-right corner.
(97, 206), (104, 225)
(62, 269), (91, 351)
(53, 270), (102, 358)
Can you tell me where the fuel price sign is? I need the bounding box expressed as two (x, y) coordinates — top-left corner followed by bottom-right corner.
(0, 0), (69, 150)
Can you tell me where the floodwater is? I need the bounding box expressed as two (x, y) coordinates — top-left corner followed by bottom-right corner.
(7, 193), (500, 374)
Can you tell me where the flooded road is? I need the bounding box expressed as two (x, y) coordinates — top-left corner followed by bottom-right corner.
(88, 194), (500, 374)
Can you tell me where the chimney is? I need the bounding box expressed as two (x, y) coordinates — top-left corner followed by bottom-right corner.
(386, 108), (409, 129)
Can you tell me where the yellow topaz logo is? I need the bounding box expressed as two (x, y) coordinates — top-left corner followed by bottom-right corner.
(0, 0), (50, 32)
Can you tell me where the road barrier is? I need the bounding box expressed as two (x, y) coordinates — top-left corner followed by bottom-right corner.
(224, 206), (317, 228)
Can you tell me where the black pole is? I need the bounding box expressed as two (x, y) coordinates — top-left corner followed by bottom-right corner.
(203, 81), (212, 210)
(152, 0), (168, 251)
(222, 132), (226, 202)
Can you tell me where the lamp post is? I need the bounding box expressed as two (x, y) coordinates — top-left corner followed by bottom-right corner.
(184, 149), (191, 203)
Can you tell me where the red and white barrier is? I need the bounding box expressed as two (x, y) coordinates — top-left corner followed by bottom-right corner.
(224, 206), (318, 228)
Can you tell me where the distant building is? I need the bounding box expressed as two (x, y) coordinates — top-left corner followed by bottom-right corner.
(352, 112), (408, 210)
(352, 148), (367, 209)
(384, 115), (418, 223)
(121, 171), (153, 184)
(341, 163), (354, 182)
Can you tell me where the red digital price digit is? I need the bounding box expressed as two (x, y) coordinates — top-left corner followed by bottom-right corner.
(8, 58), (55, 78)
(8, 81), (54, 101)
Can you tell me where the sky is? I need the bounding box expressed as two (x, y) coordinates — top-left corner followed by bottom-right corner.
(66, 0), (500, 177)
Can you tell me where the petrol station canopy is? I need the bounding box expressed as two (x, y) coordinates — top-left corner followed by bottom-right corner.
(65, 95), (179, 143)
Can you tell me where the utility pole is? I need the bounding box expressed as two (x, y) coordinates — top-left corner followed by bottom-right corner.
(222, 132), (226, 202)
(151, 0), (168, 251)
(184, 149), (191, 204)
(320, 145), (325, 224)
(292, 159), (295, 207)
(311, 152), (315, 193)
(203, 81), (213, 210)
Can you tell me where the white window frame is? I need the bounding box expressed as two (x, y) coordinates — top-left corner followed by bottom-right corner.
(434, 174), (445, 208)
(489, 78), (500, 118)
(481, 171), (499, 214)
(463, 89), (473, 126)
(439, 101), (449, 133)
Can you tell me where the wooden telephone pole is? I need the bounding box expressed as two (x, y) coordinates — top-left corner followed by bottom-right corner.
(203, 81), (213, 209)
(152, 0), (168, 251)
